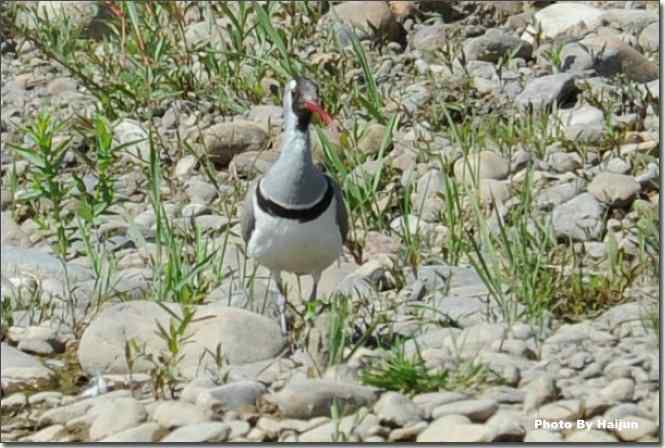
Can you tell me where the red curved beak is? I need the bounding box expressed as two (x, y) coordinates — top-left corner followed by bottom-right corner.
(304, 100), (334, 126)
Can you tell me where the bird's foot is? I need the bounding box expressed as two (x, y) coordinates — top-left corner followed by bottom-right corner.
(277, 293), (288, 337)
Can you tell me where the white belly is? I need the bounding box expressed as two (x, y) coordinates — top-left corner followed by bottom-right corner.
(247, 196), (343, 275)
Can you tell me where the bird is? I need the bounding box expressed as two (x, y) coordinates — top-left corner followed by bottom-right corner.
(241, 77), (349, 336)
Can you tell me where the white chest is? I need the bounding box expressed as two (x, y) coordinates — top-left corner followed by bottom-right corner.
(247, 196), (343, 275)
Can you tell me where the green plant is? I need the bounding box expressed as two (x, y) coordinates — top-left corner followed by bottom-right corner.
(11, 112), (73, 257)
(360, 342), (449, 394)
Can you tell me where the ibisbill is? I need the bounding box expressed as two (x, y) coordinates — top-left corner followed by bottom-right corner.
(241, 77), (349, 337)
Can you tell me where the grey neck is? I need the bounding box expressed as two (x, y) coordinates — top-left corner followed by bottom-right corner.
(261, 116), (327, 206)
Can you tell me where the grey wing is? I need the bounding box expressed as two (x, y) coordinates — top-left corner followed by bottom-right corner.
(240, 180), (258, 244)
(328, 175), (349, 243)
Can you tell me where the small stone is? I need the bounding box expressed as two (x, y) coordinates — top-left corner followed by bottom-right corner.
(374, 392), (423, 426)
(552, 193), (606, 241)
(358, 123), (389, 155)
(516, 74), (576, 110)
(196, 380), (266, 412)
(523, 374), (558, 413)
(588, 172), (641, 207)
(454, 151), (509, 184)
(388, 421), (428, 441)
(203, 121), (269, 167)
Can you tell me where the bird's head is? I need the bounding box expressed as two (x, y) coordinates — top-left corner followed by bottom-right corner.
(284, 77), (333, 129)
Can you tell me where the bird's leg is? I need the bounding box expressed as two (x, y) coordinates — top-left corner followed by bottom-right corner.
(308, 271), (322, 303)
(271, 270), (288, 337)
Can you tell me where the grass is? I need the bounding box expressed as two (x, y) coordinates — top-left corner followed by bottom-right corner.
(1, 1), (659, 399)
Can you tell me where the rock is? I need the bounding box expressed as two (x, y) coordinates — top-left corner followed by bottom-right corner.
(247, 105), (283, 132)
(325, 1), (405, 44)
(588, 173), (641, 207)
(114, 119), (151, 163)
(600, 378), (635, 403)
(536, 178), (585, 210)
(298, 411), (378, 442)
(0, 212), (30, 248)
(88, 397), (147, 441)
(432, 399), (498, 422)
(522, 2), (605, 43)
(411, 23), (448, 53)
(196, 380), (266, 412)
(418, 415), (497, 442)
(78, 301), (286, 377)
(184, 178), (218, 204)
(1, 343), (53, 394)
(478, 179), (512, 205)
(16, 1), (102, 34)
(486, 409), (526, 441)
(358, 123), (390, 155)
(523, 374), (558, 413)
(463, 28), (531, 63)
(1, 246), (92, 283)
(400, 81), (432, 114)
(566, 429), (618, 442)
(203, 121), (269, 167)
(229, 150), (280, 177)
(614, 416), (658, 441)
(413, 392), (469, 419)
(552, 193), (606, 241)
(388, 421), (428, 441)
(153, 401), (210, 428)
(581, 33), (658, 83)
(516, 74), (577, 110)
(267, 379), (379, 419)
(547, 152), (582, 173)
(453, 151), (510, 184)
(19, 424), (65, 442)
(524, 429), (563, 442)
(161, 422), (230, 443)
(17, 338), (55, 356)
(374, 392), (423, 426)
(99, 422), (162, 442)
(639, 22), (659, 52)
(537, 399), (583, 422)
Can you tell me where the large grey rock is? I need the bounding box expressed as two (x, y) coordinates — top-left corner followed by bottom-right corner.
(1, 343), (53, 394)
(516, 74), (577, 110)
(77, 301), (286, 377)
(463, 28), (531, 63)
(588, 173), (641, 207)
(552, 193), (606, 241)
(203, 121), (269, 167)
(536, 179), (585, 210)
(267, 379), (379, 419)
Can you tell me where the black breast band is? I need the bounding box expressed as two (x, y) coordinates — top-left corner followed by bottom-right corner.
(256, 177), (334, 223)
